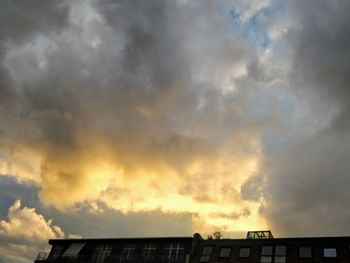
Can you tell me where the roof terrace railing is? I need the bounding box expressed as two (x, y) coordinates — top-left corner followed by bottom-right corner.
(246, 231), (274, 239)
(35, 252), (49, 262)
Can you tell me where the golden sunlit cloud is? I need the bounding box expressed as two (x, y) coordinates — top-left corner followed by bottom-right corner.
(0, 0), (272, 240)
(2, 130), (267, 234)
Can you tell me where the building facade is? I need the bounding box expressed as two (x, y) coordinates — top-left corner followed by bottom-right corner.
(35, 236), (197, 263)
(35, 231), (350, 263)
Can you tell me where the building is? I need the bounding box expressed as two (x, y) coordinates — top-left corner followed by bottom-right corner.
(35, 231), (350, 263)
(35, 235), (198, 263)
(192, 231), (350, 263)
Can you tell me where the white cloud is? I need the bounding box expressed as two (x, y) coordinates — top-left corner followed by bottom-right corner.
(233, 0), (271, 22)
(0, 200), (64, 242)
(0, 200), (79, 263)
(0, 244), (37, 263)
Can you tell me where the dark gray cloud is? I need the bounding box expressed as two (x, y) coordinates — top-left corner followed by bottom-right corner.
(260, 0), (350, 237)
(0, 0), (266, 211)
(3, 0), (350, 254)
(0, 0), (68, 105)
(0, 3), (275, 254)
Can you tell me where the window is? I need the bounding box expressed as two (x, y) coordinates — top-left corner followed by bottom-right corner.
(94, 244), (113, 263)
(260, 245), (286, 263)
(239, 248), (251, 258)
(299, 247), (312, 258)
(261, 257), (272, 263)
(274, 245), (286, 263)
(323, 248), (337, 258)
(121, 244), (136, 261)
(199, 246), (213, 262)
(61, 243), (86, 259)
(260, 246), (273, 263)
(142, 244), (157, 260)
(48, 245), (63, 260)
(219, 248), (231, 258)
(262, 246), (273, 255)
(164, 243), (184, 262)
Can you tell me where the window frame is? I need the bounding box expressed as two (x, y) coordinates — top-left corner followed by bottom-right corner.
(141, 243), (157, 260)
(323, 247), (337, 258)
(238, 247), (251, 258)
(218, 247), (231, 259)
(94, 244), (113, 263)
(164, 243), (185, 262)
(199, 246), (213, 263)
(260, 246), (273, 263)
(298, 246), (312, 259)
(260, 244), (287, 263)
(48, 245), (64, 260)
(121, 244), (136, 261)
(261, 246), (273, 256)
(274, 245), (286, 263)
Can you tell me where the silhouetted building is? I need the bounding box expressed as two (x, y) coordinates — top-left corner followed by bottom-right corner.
(35, 231), (350, 263)
(35, 236), (198, 263)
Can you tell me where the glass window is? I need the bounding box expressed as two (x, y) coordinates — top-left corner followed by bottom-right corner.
(323, 248), (337, 258)
(199, 256), (210, 262)
(260, 256), (272, 263)
(48, 245), (63, 260)
(275, 246), (286, 256)
(274, 245), (286, 263)
(299, 246), (312, 258)
(201, 247), (213, 256)
(164, 243), (184, 261)
(94, 244), (113, 263)
(261, 246), (273, 263)
(261, 246), (273, 255)
(142, 244), (157, 260)
(121, 244), (136, 261)
(239, 247), (251, 258)
(274, 256), (286, 263)
(219, 248), (231, 258)
(200, 247), (213, 262)
(62, 243), (86, 258)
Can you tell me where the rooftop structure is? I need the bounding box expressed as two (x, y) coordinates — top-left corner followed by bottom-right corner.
(35, 232), (350, 263)
(246, 231), (274, 239)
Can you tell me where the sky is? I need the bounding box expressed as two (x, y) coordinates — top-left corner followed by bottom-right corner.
(1, 0), (350, 262)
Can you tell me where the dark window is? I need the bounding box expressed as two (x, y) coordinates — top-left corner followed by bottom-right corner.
(299, 247), (312, 258)
(199, 246), (213, 262)
(164, 243), (184, 262)
(48, 245), (63, 260)
(323, 248), (337, 258)
(239, 247), (251, 258)
(275, 246), (286, 256)
(93, 244), (113, 263)
(219, 248), (231, 258)
(121, 244), (136, 261)
(260, 256), (272, 263)
(261, 246), (273, 263)
(142, 244), (157, 260)
(262, 246), (273, 255)
(61, 243), (86, 259)
(260, 245), (287, 263)
(274, 245), (286, 263)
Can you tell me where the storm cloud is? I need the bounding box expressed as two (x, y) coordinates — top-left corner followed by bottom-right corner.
(1, 0), (267, 235)
(1, 0), (350, 262)
(260, 0), (350, 236)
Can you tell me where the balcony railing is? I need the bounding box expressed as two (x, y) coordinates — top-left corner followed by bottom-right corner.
(35, 252), (49, 261)
(34, 252), (187, 263)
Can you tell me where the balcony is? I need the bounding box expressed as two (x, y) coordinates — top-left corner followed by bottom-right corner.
(35, 252), (49, 262)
